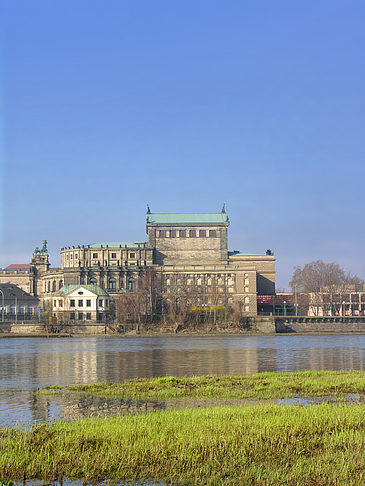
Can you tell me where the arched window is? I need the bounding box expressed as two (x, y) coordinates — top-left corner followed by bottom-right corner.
(59, 280), (63, 289)
(47, 281), (51, 292)
(128, 278), (135, 291)
(109, 278), (116, 290)
(28, 305), (34, 315)
(52, 281), (56, 292)
(89, 278), (97, 285)
(19, 305), (25, 314)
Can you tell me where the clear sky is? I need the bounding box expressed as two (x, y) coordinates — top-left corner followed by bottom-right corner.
(1, 0), (364, 289)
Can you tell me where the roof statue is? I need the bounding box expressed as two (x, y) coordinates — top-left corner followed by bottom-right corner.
(221, 204), (226, 214)
(33, 240), (48, 255)
(147, 204), (151, 214)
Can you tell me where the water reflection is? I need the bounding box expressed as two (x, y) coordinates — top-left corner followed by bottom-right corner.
(1, 335), (365, 426)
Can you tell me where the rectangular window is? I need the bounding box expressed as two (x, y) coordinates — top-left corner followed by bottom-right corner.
(199, 230), (206, 237)
(78, 300), (83, 307)
(54, 300), (57, 307)
(59, 300), (63, 307)
(86, 299), (91, 307)
(99, 299), (103, 307)
(78, 312), (83, 320)
(70, 299), (75, 307)
(70, 312), (75, 320)
(189, 230), (196, 238)
(179, 230), (186, 238)
(159, 230), (166, 238)
(92, 253), (98, 259)
(209, 230), (217, 237)
(129, 253), (136, 258)
(86, 313), (91, 320)
(170, 230), (176, 238)
(111, 253), (117, 258)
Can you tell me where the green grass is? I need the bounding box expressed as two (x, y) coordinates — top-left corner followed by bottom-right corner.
(38, 370), (365, 401)
(1, 404), (365, 484)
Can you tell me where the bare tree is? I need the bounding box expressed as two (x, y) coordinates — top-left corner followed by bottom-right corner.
(291, 261), (364, 316)
(290, 261), (363, 293)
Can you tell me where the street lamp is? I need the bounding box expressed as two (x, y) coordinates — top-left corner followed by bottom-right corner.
(0, 289), (4, 322)
(283, 300), (286, 316)
(10, 293), (17, 324)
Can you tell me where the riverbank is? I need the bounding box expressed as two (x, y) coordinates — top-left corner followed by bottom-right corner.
(1, 403), (365, 484)
(39, 370), (365, 401)
(2, 315), (365, 336)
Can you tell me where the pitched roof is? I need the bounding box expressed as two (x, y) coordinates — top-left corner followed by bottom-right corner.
(5, 264), (31, 270)
(0, 283), (37, 301)
(54, 284), (109, 297)
(146, 213), (229, 225)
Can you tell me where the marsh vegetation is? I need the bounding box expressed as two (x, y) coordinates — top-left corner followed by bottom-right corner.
(1, 404), (365, 484)
(39, 370), (365, 401)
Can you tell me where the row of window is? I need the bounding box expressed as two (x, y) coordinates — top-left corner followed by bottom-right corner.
(70, 312), (92, 321)
(159, 230), (217, 238)
(89, 277), (135, 290)
(91, 252), (136, 259)
(0, 305), (34, 314)
(66, 252), (138, 260)
(45, 281), (63, 292)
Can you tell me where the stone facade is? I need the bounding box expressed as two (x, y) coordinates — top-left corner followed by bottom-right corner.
(0, 210), (276, 316)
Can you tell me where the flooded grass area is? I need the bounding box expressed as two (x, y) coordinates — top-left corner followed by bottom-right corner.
(1, 404), (365, 484)
(38, 370), (365, 401)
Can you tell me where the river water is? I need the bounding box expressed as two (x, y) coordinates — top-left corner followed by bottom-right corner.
(1, 334), (365, 427)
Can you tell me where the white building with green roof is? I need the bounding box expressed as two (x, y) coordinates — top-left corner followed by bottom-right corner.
(52, 284), (110, 323)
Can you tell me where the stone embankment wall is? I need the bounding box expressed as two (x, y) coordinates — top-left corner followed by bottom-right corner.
(1, 318), (365, 335)
(0, 322), (107, 335)
(276, 318), (365, 333)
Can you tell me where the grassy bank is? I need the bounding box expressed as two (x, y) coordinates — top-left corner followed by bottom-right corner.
(39, 370), (365, 401)
(1, 404), (364, 484)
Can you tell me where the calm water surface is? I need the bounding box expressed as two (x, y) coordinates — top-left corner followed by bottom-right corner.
(1, 334), (365, 426)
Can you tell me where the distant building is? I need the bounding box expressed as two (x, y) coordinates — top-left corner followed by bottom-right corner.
(308, 284), (365, 316)
(0, 209), (276, 316)
(0, 283), (39, 321)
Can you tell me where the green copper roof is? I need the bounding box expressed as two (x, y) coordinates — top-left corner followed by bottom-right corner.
(146, 213), (229, 225)
(87, 242), (149, 249)
(54, 284), (109, 296)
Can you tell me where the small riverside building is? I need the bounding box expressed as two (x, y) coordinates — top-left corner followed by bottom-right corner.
(0, 283), (39, 321)
(52, 285), (110, 323)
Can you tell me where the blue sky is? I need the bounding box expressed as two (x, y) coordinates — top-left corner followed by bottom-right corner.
(1, 0), (364, 289)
